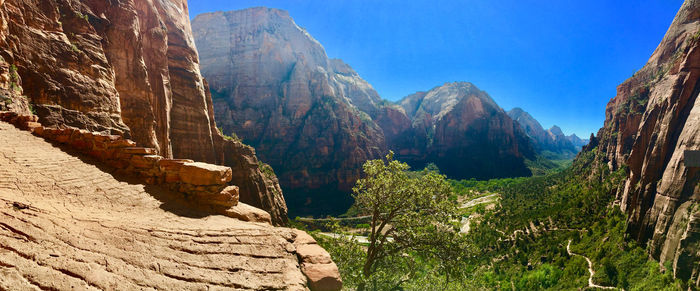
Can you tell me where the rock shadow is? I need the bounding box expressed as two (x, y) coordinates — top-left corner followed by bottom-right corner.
(46, 140), (221, 219)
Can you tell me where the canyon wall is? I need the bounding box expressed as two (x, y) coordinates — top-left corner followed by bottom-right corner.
(587, 0), (700, 283)
(193, 9), (539, 215)
(0, 0), (287, 225)
(193, 8), (387, 216)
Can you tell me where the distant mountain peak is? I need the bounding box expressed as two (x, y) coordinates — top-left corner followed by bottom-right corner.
(548, 125), (564, 136)
(399, 81), (498, 123)
(507, 108), (578, 156)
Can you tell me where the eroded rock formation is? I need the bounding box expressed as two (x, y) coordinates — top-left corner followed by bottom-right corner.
(394, 82), (536, 179)
(193, 8), (386, 216)
(0, 121), (340, 290)
(0, 0), (287, 225)
(586, 0), (700, 283)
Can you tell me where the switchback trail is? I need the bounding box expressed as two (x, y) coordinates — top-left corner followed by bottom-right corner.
(567, 240), (622, 290)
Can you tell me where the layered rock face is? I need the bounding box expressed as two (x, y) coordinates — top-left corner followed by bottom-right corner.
(394, 82), (536, 179)
(193, 8), (386, 216)
(0, 0), (287, 224)
(0, 121), (340, 290)
(587, 0), (700, 283)
(507, 107), (580, 156)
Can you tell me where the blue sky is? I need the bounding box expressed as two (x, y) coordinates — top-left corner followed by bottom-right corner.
(188, 0), (683, 137)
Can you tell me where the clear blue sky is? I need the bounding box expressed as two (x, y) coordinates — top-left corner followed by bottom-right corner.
(189, 0), (683, 137)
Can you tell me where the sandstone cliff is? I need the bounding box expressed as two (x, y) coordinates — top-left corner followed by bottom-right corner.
(0, 0), (287, 224)
(193, 8), (386, 216)
(586, 0), (700, 283)
(507, 107), (579, 157)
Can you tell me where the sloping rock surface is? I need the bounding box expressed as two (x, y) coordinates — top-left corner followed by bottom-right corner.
(586, 0), (700, 284)
(0, 121), (314, 289)
(0, 0), (287, 225)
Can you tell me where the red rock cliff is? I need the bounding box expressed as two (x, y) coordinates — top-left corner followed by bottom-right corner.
(0, 0), (288, 225)
(589, 0), (700, 283)
(193, 8), (386, 216)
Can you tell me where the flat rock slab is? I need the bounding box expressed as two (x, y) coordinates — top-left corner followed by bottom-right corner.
(0, 122), (308, 290)
(180, 162), (233, 185)
(121, 147), (157, 155)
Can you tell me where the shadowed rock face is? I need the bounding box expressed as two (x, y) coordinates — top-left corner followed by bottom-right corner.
(193, 8), (386, 216)
(0, 0), (288, 225)
(507, 108), (579, 156)
(394, 82), (536, 179)
(586, 0), (700, 283)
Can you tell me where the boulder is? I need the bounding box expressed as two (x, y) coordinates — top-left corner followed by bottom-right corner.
(296, 244), (332, 264)
(301, 263), (342, 291)
(189, 185), (239, 207)
(293, 229), (317, 245)
(131, 155), (162, 169)
(159, 159), (194, 183)
(224, 203), (272, 224)
(179, 162), (232, 185)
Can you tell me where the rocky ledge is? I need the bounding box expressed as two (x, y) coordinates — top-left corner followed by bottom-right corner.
(0, 114), (342, 290)
(0, 111), (253, 220)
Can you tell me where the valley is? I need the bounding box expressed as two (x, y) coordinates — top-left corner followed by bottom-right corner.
(0, 0), (696, 290)
(192, 9), (584, 218)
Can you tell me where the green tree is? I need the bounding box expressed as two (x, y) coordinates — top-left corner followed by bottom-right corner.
(352, 151), (461, 288)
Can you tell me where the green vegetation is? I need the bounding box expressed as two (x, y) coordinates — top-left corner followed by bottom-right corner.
(76, 11), (89, 22)
(70, 43), (80, 53)
(312, 149), (685, 290)
(217, 126), (242, 142)
(317, 152), (467, 289)
(257, 161), (276, 179)
(525, 154), (571, 176)
(352, 152), (464, 288)
(9, 64), (21, 93)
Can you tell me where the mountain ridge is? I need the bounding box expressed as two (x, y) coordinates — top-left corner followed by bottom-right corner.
(193, 8), (542, 215)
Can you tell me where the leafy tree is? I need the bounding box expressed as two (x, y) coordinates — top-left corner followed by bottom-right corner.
(352, 151), (461, 288)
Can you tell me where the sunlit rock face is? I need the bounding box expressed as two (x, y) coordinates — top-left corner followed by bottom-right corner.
(193, 8), (386, 216)
(0, 0), (288, 225)
(587, 0), (700, 284)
